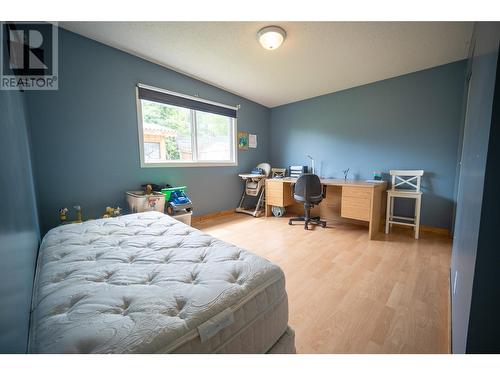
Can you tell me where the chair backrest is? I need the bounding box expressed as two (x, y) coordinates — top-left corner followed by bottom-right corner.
(389, 170), (424, 192)
(257, 163), (271, 177)
(294, 173), (323, 202)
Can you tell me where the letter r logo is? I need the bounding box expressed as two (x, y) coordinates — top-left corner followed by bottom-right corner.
(9, 29), (48, 70)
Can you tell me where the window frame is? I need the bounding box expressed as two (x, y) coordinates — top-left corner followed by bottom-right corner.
(136, 84), (238, 168)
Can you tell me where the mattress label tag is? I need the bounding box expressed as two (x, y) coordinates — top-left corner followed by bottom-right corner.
(197, 308), (235, 343)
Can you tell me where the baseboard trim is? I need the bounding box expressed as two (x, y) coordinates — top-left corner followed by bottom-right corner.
(191, 209), (235, 224)
(391, 224), (451, 237)
(192, 209), (451, 237)
(420, 225), (451, 236)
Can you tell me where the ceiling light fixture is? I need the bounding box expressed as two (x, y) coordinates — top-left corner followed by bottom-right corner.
(257, 26), (286, 50)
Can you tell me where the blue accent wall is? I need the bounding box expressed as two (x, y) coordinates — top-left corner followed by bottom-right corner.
(0, 84), (40, 352)
(26, 29), (270, 234)
(24, 27), (467, 234)
(270, 61), (467, 229)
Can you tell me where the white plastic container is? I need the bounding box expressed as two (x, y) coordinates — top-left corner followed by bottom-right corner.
(126, 191), (165, 213)
(171, 211), (192, 226)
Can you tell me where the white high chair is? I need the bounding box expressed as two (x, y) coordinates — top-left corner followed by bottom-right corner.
(385, 170), (424, 239)
(235, 163), (271, 217)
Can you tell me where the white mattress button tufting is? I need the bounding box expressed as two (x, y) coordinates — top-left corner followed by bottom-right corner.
(29, 212), (286, 354)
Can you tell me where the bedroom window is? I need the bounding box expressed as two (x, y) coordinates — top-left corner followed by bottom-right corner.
(136, 84), (238, 167)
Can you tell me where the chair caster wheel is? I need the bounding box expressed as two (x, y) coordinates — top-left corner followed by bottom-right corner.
(321, 223), (326, 228)
(288, 221), (292, 225)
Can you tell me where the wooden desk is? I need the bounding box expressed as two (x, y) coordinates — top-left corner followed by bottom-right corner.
(265, 178), (387, 240)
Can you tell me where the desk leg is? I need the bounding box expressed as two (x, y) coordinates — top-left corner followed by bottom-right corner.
(369, 186), (384, 240)
(265, 203), (271, 217)
(369, 220), (377, 240)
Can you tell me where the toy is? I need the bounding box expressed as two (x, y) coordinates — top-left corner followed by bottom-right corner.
(161, 186), (192, 216)
(59, 208), (69, 224)
(102, 206), (122, 218)
(58, 206), (83, 225)
(73, 205), (82, 223)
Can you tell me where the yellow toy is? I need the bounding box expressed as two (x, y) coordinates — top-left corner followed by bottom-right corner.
(59, 208), (68, 224)
(102, 206), (122, 218)
(73, 205), (82, 223)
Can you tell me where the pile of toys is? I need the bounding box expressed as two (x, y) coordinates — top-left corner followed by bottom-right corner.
(58, 205), (122, 225)
(58, 205), (83, 225)
(58, 182), (193, 225)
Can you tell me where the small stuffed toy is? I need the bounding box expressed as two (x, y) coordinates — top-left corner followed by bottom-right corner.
(102, 207), (114, 218)
(103, 206), (122, 218)
(59, 208), (69, 224)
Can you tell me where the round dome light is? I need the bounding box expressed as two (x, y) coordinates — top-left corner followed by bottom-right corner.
(257, 26), (286, 50)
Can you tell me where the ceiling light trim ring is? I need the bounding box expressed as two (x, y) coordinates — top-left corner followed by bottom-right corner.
(257, 25), (286, 50)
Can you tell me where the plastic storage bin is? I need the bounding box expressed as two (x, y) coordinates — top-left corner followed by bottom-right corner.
(171, 211), (192, 226)
(126, 191), (165, 213)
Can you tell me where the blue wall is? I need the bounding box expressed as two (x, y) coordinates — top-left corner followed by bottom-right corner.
(25, 27), (467, 234)
(270, 61), (467, 229)
(0, 84), (40, 352)
(26, 29), (271, 234)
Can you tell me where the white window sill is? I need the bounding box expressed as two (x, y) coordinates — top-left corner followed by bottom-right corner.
(140, 161), (238, 168)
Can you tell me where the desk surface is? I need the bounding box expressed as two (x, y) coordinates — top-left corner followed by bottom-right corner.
(270, 177), (386, 188)
(239, 174), (266, 179)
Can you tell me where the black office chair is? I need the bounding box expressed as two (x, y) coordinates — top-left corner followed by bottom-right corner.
(288, 173), (327, 230)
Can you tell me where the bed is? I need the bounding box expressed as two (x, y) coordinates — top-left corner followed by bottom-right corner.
(28, 212), (295, 354)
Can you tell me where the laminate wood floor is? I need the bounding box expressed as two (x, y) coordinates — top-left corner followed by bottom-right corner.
(194, 214), (452, 354)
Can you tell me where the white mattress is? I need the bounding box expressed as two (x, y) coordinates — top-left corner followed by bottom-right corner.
(28, 212), (290, 353)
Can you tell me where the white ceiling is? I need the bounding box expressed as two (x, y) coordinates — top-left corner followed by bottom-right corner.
(59, 22), (473, 108)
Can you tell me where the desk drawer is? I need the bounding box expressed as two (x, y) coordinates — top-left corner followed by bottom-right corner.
(266, 180), (294, 207)
(341, 191), (371, 221)
(342, 186), (372, 199)
(267, 191), (284, 205)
